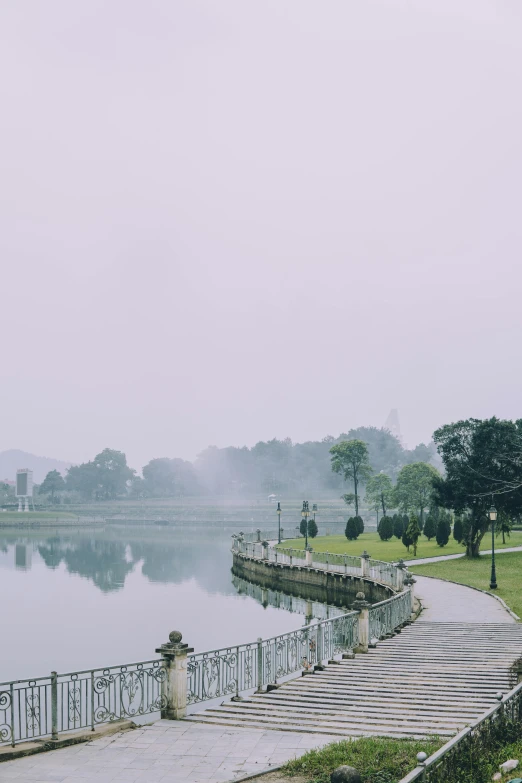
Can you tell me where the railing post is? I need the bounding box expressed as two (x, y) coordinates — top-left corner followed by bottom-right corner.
(262, 540), (269, 559)
(256, 637), (263, 692)
(404, 572), (417, 620)
(305, 546), (313, 567)
(256, 529), (261, 542)
(51, 671), (58, 742)
(155, 631), (194, 720)
(360, 551), (370, 578)
(344, 556), (348, 575)
(395, 559), (406, 590)
(352, 592), (370, 653)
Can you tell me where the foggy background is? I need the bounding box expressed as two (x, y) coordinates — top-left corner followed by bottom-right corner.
(1, 0), (521, 468)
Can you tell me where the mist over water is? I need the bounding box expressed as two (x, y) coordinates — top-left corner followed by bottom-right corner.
(0, 526), (312, 682)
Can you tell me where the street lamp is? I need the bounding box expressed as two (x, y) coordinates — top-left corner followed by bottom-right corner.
(277, 502), (282, 544)
(301, 500), (309, 549)
(489, 502), (498, 589)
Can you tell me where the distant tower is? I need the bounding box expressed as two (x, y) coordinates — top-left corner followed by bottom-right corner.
(384, 409), (401, 441)
(16, 468), (33, 512)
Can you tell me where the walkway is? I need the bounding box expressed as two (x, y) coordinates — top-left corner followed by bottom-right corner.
(406, 544), (522, 566)
(2, 581), (521, 783)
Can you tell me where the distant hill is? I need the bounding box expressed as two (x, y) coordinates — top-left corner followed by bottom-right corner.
(0, 450), (72, 484)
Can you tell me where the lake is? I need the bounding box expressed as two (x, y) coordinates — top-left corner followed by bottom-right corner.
(0, 525), (327, 683)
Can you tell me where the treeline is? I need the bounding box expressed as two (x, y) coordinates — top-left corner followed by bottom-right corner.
(33, 427), (439, 502)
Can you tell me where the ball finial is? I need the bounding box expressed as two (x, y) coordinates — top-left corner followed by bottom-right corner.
(169, 630), (182, 644)
(355, 591), (366, 600)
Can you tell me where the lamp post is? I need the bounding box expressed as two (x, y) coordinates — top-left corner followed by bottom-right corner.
(301, 500), (309, 550)
(489, 502), (497, 590)
(277, 502), (282, 544)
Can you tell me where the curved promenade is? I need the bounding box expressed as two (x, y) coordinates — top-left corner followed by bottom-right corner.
(1, 536), (521, 783)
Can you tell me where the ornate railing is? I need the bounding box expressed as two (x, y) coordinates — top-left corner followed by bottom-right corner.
(399, 681), (522, 782)
(0, 659), (166, 748)
(187, 611), (360, 705)
(233, 536), (402, 590)
(369, 591), (412, 642)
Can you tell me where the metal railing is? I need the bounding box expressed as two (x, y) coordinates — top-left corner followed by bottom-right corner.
(369, 591), (412, 641)
(399, 681), (522, 782)
(0, 659), (166, 747)
(187, 611), (360, 705)
(233, 536), (401, 590)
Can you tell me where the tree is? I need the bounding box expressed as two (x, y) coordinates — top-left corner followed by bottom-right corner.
(393, 514), (404, 539)
(94, 449), (135, 499)
(39, 470), (66, 502)
(365, 473), (395, 517)
(401, 526), (413, 552)
(453, 516), (463, 543)
(300, 518), (308, 537)
(308, 518), (318, 538)
(354, 515), (364, 535)
(423, 515), (436, 541)
(497, 511), (512, 545)
(433, 417), (522, 556)
(345, 517), (359, 540)
(405, 514), (421, 556)
(65, 461), (99, 500)
(394, 462), (440, 528)
(378, 516), (393, 541)
(436, 517), (450, 547)
(330, 440), (372, 517)
(142, 457), (200, 497)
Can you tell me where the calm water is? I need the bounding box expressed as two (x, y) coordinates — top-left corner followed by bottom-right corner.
(0, 525), (315, 683)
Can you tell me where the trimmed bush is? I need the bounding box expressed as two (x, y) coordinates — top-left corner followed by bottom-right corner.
(308, 518), (318, 538)
(453, 515), (463, 542)
(423, 515), (436, 541)
(393, 514), (403, 539)
(345, 517), (359, 540)
(378, 516), (394, 541)
(355, 515), (364, 535)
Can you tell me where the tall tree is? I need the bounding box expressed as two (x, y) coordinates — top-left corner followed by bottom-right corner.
(433, 417), (522, 556)
(364, 473), (395, 516)
(405, 514), (421, 556)
(394, 462), (440, 528)
(39, 470), (65, 502)
(330, 440), (372, 517)
(94, 449), (135, 500)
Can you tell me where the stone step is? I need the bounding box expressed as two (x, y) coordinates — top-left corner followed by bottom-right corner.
(253, 693), (493, 714)
(192, 707), (462, 735)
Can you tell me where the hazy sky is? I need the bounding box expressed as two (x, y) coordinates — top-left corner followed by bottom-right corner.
(1, 0), (521, 469)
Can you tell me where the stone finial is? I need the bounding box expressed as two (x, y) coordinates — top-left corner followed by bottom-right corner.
(352, 591), (369, 610)
(169, 630), (183, 644)
(330, 765), (362, 783)
(396, 558), (407, 570)
(355, 591), (366, 600)
(404, 572), (416, 586)
(360, 550), (370, 560)
(417, 752), (428, 764)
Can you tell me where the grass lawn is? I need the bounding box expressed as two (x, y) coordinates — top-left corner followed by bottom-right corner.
(0, 511), (77, 522)
(282, 736), (443, 783)
(282, 734), (522, 783)
(411, 550), (522, 619)
(278, 530), (522, 562)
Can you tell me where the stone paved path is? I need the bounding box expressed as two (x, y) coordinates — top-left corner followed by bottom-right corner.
(2, 578), (520, 783)
(0, 723), (338, 783)
(414, 575), (516, 622)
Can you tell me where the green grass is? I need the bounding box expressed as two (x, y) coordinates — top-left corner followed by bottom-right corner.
(278, 531), (522, 562)
(0, 511), (77, 521)
(282, 736), (444, 783)
(411, 550), (522, 619)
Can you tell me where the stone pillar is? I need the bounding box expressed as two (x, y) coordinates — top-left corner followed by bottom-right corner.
(395, 559), (406, 591)
(262, 540), (269, 559)
(360, 551), (370, 578)
(403, 572), (417, 620)
(352, 592), (370, 653)
(256, 529), (261, 542)
(305, 546), (313, 567)
(156, 631), (194, 720)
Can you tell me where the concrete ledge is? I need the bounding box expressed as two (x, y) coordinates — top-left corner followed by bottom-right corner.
(0, 719), (136, 763)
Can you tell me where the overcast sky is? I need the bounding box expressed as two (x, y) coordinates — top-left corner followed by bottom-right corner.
(1, 0), (521, 469)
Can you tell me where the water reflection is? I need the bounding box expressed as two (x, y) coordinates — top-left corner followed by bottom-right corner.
(232, 574), (346, 623)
